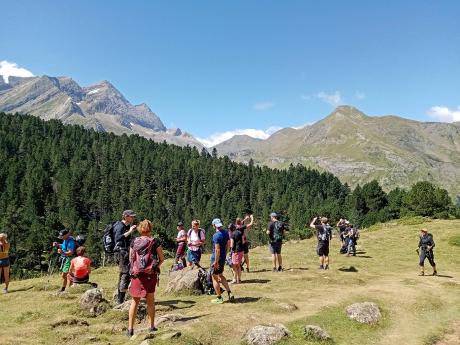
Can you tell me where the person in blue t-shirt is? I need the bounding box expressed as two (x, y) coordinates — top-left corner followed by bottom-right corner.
(210, 218), (234, 304)
(53, 229), (76, 292)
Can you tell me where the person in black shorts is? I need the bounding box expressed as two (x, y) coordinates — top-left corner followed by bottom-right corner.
(310, 217), (332, 270)
(266, 212), (286, 272)
(418, 228), (437, 276)
(238, 212), (254, 272)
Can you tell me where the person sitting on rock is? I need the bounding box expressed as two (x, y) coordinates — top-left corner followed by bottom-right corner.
(68, 246), (92, 286)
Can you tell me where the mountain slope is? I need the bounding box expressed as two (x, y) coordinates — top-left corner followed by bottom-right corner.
(215, 106), (460, 196)
(0, 74), (203, 149)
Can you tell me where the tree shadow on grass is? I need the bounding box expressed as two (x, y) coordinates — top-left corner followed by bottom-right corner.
(157, 299), (196, 310)
(287, 267), (309, 271)
(356, 255), (373, 259)
(8, 285), (34, 293)
(242, 279), (271, 284)
(232, 297), (261, 304)
(338, 266), (358, 272)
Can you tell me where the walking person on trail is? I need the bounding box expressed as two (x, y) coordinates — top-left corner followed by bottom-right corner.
(114, 210), (137, 304)
(186, 219), (205, 268)
(53, 229), (76, 292)
(310, 217), (332, 270)
(267, 212), (286, 272)
(127, 219), (164, 337)
(68, 246), (93, 286)
(336, 218), (348, 245)
(210, 218), (234, 304)
(174, 222), (187, 269)
(346, 224), (358, 256)
(417, 228), (437, 276)
(0, 233), (11, 293)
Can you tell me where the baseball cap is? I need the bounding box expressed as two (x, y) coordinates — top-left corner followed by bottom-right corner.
(270, 212), (278, 218)
(122, 210), (136, 217)
(212, 218), (223, 228)
(58, 229), (69, 239)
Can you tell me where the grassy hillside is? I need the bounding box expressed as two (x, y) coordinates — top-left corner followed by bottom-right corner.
(2, 219), (460, 345)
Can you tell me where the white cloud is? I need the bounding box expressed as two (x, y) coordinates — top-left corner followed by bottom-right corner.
(354, 91), (366, 100)
(197, 127), (281, 147)
(291, 122), (312, 129)
(253, 101), (275, 111)
(0, 60), (34, 83)
(427, 106), (460, 122)
(316, 91), (344, 106)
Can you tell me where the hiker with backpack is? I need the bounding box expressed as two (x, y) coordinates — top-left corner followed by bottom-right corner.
(53, 229), (76, 292)
(266, 212), (286, 272)
(310, 217), (332, 270)
(186, 219), (205, 268)
(337, 218), (348, 245)
(0, 233), (10, 293)
(127, 219), (164, 337)
(174, 222), (187, 270)
(240, 211), (254, 272)
(68, 246), (93, 286)
(210, 218), (234, 304)
(113, 210), (137, 305)
(417, 228), (437, 276)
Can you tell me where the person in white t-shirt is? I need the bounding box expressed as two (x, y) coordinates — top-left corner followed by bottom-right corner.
(186, 219), (205, 267)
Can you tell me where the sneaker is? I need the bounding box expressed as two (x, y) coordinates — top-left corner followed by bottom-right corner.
(419, 272), (425, 276)
(2, 288), (8, 294)
(324, 265), (329, 270)
(126, 329), (134, 337)
(211, 296), (224, 304)
(277, 266), (283, 272)
(246, 268), (250, 273)
(272, 267), (277, 272)
(230, 279), (236, 284)
(432, 271), (438, 276)
(319, 265), (324, 270)
(228, 292), (235, 303)
(148, 326), (158, 332)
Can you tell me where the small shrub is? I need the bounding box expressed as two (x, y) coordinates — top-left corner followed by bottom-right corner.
(448, 234), (460, 247)
(396, 216), (430, 226)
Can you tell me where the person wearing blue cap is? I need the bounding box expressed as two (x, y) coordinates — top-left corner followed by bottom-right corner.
(210, 218), (234, 304)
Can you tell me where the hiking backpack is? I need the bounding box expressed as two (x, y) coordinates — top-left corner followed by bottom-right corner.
(187, 228), (206, 251)
(198, 268), (215, 295)
(272, 221), (284, 242)
(130, 238), (159, 277)
(102, 222), (118, 254)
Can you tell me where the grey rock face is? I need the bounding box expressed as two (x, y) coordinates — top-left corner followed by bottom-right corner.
(304, 325), (332, 341)
(346, 302), (382, 324)
(245, 324), (290, 345)
(165, 267), (202, 294)
(80, 288), (108, 315)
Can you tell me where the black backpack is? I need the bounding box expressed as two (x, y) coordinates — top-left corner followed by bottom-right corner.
(198, 268), (215, 295)
(102, 221), (118, 254)
(272, 221), (284, 242)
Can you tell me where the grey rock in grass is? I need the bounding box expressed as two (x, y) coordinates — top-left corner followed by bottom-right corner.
(159, 331), (182, 340)
(304, 325), (332, 341)
(245, 324), (290, 345)
(165, 267), (201, 294)
(80, 288), (109, 315)
(346, 302), (381, 324)
(277, 303), (298, 312)
(155, 313), (187, 327)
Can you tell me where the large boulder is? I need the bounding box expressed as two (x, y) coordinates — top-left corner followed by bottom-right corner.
(304, 325), (332, 341)
(346, 302), (381, 324)
(245, 324), (290, 345)
(80, 288), (108, 315)
(165, 267), (202, 294)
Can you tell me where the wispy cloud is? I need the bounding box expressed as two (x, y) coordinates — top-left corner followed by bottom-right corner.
(354, 91), (366, 100)
(427, 106), (460, 122)
(253, 101), (275, 111)
(0, 60), (34, 83)
(291, 122), (312, 129)
(316, 91), (344, 106)
(197, 126), (281, 147)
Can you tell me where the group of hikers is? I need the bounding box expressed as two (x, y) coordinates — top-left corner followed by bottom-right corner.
(0, 210), (440, 337)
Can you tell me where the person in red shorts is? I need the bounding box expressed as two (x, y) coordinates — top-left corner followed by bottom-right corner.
(68, 246), (91, 286)
(127, 219), (164, 337)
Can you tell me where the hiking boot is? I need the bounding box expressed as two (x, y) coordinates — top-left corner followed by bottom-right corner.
(2, 288), (8, 294)
(319, 265), (324, 270)
(272, 267), (277, 272)
(246, 268), (250, 273)
(277, 266), (283, 272)
(126, 329), (134, 337)
(228, 292), (235, 303)
(148, 326), (158, 332)
(211, 296), (224, 304)
(324, 265), (329, 270)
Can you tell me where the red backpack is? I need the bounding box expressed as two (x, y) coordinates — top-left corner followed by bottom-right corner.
(130, 237), (159, 277)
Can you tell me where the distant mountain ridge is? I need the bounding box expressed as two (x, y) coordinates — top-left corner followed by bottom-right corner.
(0, 74), (203, 148)
(215, 106), (460, 197)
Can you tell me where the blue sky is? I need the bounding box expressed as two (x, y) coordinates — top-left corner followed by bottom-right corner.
(1, 1), (459, 146)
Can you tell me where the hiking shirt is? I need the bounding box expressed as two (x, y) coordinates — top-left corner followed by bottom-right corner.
(0, 242), (9, 260)
(71, 256), (91, 278)
(268, 221), (285, 243)
(187, 228), (205, 252)
(114, 221), (131, 251)
(176, 229), (187, 251)
(211, 229), (230, 263)
(316, 224), (332, 244)
(419, 234), (435, 250)
(236, 224), (248, 244)
(61, 237), (76, 257)
(231, 229), (244, 253)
